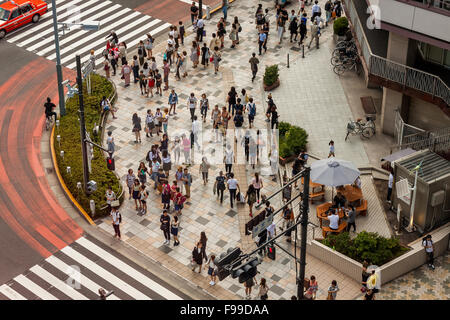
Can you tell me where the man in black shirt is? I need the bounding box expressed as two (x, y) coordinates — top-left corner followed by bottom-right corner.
(190, 2), (198, 26)
(44, 97), (57, 122)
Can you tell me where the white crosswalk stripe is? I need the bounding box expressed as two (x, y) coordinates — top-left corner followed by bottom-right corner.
(0, 236), (185, 300)
(6, 0), (171, 70)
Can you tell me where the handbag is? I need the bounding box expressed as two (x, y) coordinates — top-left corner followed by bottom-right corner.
(110, 200), (120, 207)
(209, 57), (214, 62)
(121, 74), (125, 79)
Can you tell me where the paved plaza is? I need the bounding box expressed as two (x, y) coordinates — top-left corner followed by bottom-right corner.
(93, 0), (444, 300)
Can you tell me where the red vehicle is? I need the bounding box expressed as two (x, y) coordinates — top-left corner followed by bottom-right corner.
(0, 0), (48, 39)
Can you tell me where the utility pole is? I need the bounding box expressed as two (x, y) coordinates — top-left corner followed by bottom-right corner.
(76, 55), (90, 193)
(297, 166), (310, 299)
(51, 0), (66, 116)
(199, 0), (203, 18)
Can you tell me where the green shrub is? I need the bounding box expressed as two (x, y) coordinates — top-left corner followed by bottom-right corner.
(263, 64), (279, 86)
(54, 74), (122, 219)
(322, 231), (408, 266)
(278, 121), (291, 136)
(278, 122), (308, 158)
(333, 17), (349, 36)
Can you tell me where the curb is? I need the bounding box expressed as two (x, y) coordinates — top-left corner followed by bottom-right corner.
(50, 125), (96, 226)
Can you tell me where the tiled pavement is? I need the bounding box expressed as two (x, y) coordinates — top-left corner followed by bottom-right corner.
(93, 0), (403, 300)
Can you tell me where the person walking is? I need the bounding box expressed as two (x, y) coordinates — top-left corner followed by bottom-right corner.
(224, 144), (234, 174)
(150, 158), (161, 190)
(227, 87), (238, 116)
(182, 134), (191, 164)
(182, 167), (192, 198)
(212, 46), (221, 74)
(422, 234), (435, 269)
(229, 23), (238, 48)
(325, 0), (332, 26)
(258, 30), (267, 55)
(346, 205), (356, 232)
(387, 169), (394, 203)
(308, 20), (320, 49)
(205, 254), (217, 285)
(168, 89), (178, 115)
(276, 15), (285, 44)
(327, 280), (339, 300)
(209, 33), (221, 52)
(244, 274), (256, 300)
(222, 0), (228, 21)
(137, 162), (148, 185)
(132, 179), (141, 211)
(234, 16), (242, 44)
(289, 17), (299, 42)
(172, 136), (181, 165)
(160, 209), (171, 245)
(137, 41), (146, 66)
(304, 275), (318, 299)
(328, 140), (335, 157)
(145, 33), (154, 58)
(140, 184), (148, 214)
(120, 60), (131, 87)
(199, 157), (210, 185)
(299, 12), (308, 45)
(249, 137), (257, 169)
(118, 41), (127, 65)
(187, 93), (198, 121)
(192, 242), (206, 273)
(196, 16), (205, 42)
(103, 58), (110, 79)
(154, 108), (163, 135)
(361, 260), (370, 292)
(192, 115), (201, 152)
(145, 109), (154, 137)
(251, 172), (263, 203)
(199, 93), (209, 122)
(126, 169), (136, 200)
(199, 231), (208, 263)
(190, 1), (198, 25)
(227, 173), (240, 209)
(163, 59), (170, 91)
(171, 215), (180, 246)
(154, 69), (163, 96)
(106, 130), (115, 156)
(201, 42), (210, 68)
(132, 113), (142, 143)
(162, 149), (172, 177)
(258, 278), (269, 300)
(178, 21), (185, 45)
(249, 53), (259, 82)
(110, 206), (121, 240)
(105, 186), (116, 213)
(161, 179), (172, 210)
(244, 184), (257, 217)
(214, 171), (226, 204)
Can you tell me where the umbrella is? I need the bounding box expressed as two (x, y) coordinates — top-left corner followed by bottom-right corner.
(311, 157), (360, 187)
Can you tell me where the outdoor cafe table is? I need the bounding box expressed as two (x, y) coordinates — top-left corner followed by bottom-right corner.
(316, 202), (346, 228)
(336, 185), (363, 206)
(301, 177), (324, 191)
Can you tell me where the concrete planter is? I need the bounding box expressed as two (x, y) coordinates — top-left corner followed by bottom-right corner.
(263, 79), (280, 91)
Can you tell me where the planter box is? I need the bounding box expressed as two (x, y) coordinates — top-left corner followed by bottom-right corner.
(263, 79), (280, 92)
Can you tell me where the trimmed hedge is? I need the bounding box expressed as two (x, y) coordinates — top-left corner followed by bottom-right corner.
(279, 121), (308, 158)
(54, 74), (122, 219)
(321, 231), (408, 266)
(263, 64), (279, 86)
(333, 16), (349, 36)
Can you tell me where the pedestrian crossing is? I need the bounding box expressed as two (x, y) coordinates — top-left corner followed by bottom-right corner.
(0, 235), (186, 300)
(5, 0), (172, 70)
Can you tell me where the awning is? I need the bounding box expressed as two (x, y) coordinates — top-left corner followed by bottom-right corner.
(381, 148), (416, 162)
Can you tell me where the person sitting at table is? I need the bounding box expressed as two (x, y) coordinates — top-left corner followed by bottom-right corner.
(328, 210), (340, 231)
(333, 192), (346, 208)
(353, 176), (361, 189)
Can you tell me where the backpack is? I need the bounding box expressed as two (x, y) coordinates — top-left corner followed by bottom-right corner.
(178, 195), (187, 205)
(217, 177), (226, 191)
(235, 116), (243, 127)
(138, 47), (143, 56)
(248, 103), (256, 116)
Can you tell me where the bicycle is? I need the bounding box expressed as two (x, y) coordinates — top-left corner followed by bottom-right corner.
(331, 46), (358, 66)
(333, 55), (361, 76)
(45, 114), (54, 131)
(345, 117), (376, 141)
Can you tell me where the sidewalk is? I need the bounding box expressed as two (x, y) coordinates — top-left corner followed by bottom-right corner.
(94, 0), (392, 300)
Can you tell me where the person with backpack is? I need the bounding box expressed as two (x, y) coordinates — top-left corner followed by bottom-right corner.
(422, 235), (435, 269)
(174, 187), (187, 216)
(233, 110), (244, 141)
(247, 98), (256, 128)
(111, 206), (121, 240)
(298, 12), (308, 45)
(214, 171), (226, 204)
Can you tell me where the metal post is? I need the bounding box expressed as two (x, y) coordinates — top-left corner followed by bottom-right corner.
(287, 53), (290, 68)
(199, 0), (203, 18)
(298, 166), (310, 299)
(302, 45), (305, 58)
(51, 0), (66, 117)
(76, 55), (90, 193)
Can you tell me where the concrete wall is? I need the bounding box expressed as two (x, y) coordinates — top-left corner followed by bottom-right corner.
(408, 97), (450, 131)
(308, 223), (450, 285)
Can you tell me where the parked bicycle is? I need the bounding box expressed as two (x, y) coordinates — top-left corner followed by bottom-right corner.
(333, 55), (361, 75)
(345, 116), (376, 141)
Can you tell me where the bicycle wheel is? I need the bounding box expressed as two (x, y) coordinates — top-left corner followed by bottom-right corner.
(333, 64), (346, 75)
(331, 55), (342, 66)
(362, 127), (375, 138)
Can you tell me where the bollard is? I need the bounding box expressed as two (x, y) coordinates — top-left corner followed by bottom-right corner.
(90, 199), (95, 216)
(302, 45), (305, 58)
(60, 150), (64, 159)
(57, 135), (61, 148)
(66, 166), (71, 175)
(287, 53), (289, 68)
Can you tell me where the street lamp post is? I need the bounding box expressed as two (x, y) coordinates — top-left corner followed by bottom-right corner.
(297, 166), (310, 299)
(51, 0), (66, 116)
(75, 55), (90, 193)
(199, 0), (203, 18)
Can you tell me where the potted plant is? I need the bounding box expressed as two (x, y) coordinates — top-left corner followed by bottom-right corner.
(278, 121), (308, 164)
(333, 16), (349, 43)
(263, 64), (280, 91)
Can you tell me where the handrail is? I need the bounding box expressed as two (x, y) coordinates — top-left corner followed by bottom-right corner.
(343, 0), (450, 106)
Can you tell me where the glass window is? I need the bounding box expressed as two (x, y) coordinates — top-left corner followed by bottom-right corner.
(427, 45), (444, 64)
(9, 9), (20, 20)
(0, 8), (10, 21)
(444, 50), (450, 67)
(20, 4), (33, 14)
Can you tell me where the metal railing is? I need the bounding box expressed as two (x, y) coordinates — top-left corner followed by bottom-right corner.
(343, 0), (450, 106)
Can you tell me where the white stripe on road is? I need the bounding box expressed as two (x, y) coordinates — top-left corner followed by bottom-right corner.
(14, 274), (58, 300)
(46, 255), (120, 300)
(8, 0), (84, 42)
(61, 245), (151, 300)
(0, 284), (27, 300)
(54, 9), (141, 62)
(29, 265), (89, 300)
(27, 0), (113, 52)
(71, 19), (168, 69)
(77, 237), (182, 300)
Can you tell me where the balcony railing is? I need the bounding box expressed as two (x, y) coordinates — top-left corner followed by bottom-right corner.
(343, 0), (450, 106)
(408, 0), (450, 12)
